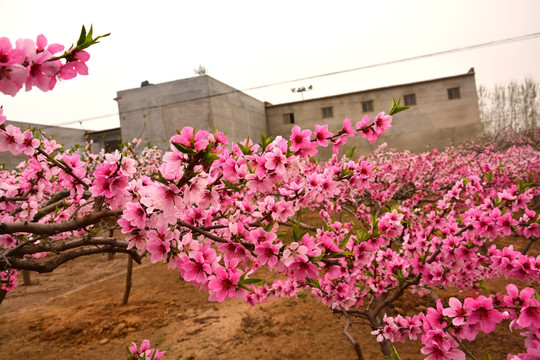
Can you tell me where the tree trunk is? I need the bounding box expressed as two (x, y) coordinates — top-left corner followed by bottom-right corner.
(0, 289), (6, 305)
(22, 270), (31, 286)
(378, 339), (393, 358)
(107, 228), (115, 261)
(122, 255), (133, 305)
(374, 295), (393, 358)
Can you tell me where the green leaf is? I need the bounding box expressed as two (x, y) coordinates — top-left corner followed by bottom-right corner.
(327, 251), (353, 258)
(86, 25), (94, 43)
(388, 98), (409, 116)
(535, 290), (540, 302)
(517, 179), (534, 192)
(223, 180), (233, 188)
(238, 284), (255, 293)
(356, 229), (371, 243)
(260, 132), (274, 150)
(202, 150), (219, 164)
(312, 253), (325, 262)
(172, 141), (197, 155)
(338, 231), (352, 249)
(392, 270), (405, 281)
(292, 223), (308, 241)
(77, 25), (87, 47)
(237, 142), (251, 155)
(345, 146), (356, 159)
(239, 278), (263, 285)
(155, 170), (169, 185)
(391, 345), (402, 360)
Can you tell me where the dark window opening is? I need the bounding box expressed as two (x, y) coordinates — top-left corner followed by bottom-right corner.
(362, 100), (374, 113)
(404, 94), (416, 106)
(322, 107), (333, 118)
(283, 113), (295, 124)
(448, 87), (461, 100)
(104, 139), (121, 152)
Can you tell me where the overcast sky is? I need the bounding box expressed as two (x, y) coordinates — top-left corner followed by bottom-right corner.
(2, 0), (540, 130)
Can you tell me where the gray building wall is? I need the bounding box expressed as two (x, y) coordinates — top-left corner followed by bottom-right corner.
(266, 70), (481, 158)
(208, 78), (267, 142)
(116, 76), (266, 150)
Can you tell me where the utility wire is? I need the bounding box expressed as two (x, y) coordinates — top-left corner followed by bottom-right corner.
(242, 32), (540, 92)
(21, 31), (540, 129)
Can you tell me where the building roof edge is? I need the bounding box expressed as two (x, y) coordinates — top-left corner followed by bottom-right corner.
(266, 69), (476, 108)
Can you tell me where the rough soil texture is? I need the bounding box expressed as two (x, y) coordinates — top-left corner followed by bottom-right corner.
(0, 237), (537, 360)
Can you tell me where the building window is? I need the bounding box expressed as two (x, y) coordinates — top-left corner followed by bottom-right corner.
(362, 100), (374, 113)
(104, 139), (120, 152)
(404, 94), (416, 106)
(322, 107), (333, 118)
(448, 87), (461, 100)
(283, 113), (295, 124)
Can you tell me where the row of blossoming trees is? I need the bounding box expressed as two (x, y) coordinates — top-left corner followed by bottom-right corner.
(1, 27), (539, 360)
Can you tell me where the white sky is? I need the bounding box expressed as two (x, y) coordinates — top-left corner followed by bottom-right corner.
(1, 0), (540, 131)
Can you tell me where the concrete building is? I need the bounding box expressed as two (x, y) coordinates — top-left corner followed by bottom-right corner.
(117, 69), (481, 159)
(1, 69), (481, 168)
(115, 75), (267, 150)
(266, 68), (481, 157)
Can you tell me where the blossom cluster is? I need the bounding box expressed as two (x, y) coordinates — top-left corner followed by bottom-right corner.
(375, 284), (540, 359)
(0, 268), (17, 291)
(127, 339), (165, 360)
(0, 33), (89, 96)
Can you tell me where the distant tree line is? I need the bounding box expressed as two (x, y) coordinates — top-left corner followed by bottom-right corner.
(478, 77), (539, 133)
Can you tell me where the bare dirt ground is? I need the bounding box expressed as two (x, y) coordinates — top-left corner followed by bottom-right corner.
(0, 237), (537, 360)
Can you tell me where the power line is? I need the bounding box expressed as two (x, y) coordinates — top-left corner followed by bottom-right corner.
(243, 32), (540, 92)
(37, 31), (540, 128)
(23, 113), (120, 132)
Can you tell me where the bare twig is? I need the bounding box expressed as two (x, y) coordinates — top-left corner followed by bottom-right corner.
(36, 147), (90, 190)
(341, 309), (365, 360)
(177, 219), (255, 251)
(521, 238), (537, 254)
(279, 218), (318, 231)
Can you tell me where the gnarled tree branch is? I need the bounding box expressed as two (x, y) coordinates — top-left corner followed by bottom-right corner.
(0, 209), (121, 235)
(0, 236), (142, 273)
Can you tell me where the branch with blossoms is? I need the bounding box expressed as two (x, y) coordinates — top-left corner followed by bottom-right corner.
(274, 149), (539, 357)
(374, 284), (540, 360)
(328, 180), (540, 357)
(0, 130), (159, 274)
(0, 25), (108, 96)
